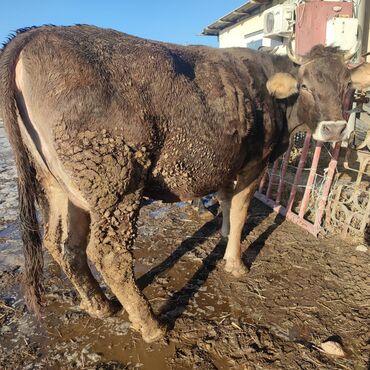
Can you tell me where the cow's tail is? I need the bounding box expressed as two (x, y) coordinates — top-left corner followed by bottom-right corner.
(0, 28), (44, 314)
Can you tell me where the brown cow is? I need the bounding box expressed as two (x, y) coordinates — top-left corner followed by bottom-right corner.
(0, 25), (369, 342)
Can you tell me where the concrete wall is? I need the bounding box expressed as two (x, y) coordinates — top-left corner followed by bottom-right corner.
(219, 13), (266, 48)
(218, 0), (284, 49)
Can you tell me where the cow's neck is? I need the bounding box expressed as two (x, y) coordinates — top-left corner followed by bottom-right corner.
(285, 97), (306, 135)
(269, 56), (303, 135)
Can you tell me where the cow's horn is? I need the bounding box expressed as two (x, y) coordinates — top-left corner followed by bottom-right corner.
(287, 36), (307, 65)
(343, 40), (361, 62)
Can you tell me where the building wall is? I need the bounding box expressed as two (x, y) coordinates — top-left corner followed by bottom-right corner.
(218, 0), (369, 57)
(219, 13), (265, 48)
(218, 0), (284, 49)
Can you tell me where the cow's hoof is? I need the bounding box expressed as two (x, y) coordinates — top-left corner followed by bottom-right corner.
(132, 320), (166, 343)
(224, 260), (249, 278)
(142, 323), (166, 343)
(81, 298), (120, 319)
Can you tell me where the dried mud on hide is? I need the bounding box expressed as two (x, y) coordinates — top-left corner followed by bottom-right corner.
(0, 121), (369, 369)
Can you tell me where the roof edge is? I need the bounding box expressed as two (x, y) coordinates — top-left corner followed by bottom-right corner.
(201, 0), (270, 36)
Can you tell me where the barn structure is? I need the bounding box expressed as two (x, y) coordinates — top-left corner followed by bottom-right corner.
(202, 0), (370, 240)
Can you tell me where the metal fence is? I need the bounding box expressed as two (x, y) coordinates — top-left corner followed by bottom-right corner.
(255, 131), (369, 238)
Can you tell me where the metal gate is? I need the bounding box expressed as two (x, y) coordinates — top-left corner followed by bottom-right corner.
(255, 133), (342, 236)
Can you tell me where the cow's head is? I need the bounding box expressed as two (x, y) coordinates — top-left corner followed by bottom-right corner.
(266, 45), (370, 142)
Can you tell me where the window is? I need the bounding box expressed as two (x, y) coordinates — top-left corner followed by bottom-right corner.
(244, 31), (264, 50)
(247, 39), (263, 50)
(244, 31), (283, 50)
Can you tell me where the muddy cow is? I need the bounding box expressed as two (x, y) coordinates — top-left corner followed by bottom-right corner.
(1, 25), (369, 342)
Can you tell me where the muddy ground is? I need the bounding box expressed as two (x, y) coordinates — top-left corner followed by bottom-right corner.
(0, 122), (369, 369)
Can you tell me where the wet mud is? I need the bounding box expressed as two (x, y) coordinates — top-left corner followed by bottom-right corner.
(0, 122), (369, 369)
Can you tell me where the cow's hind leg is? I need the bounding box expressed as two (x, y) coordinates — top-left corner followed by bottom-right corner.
(217, 181), (234, 238)
(87, 188), (164, 343)
(43, 183), (116, 318)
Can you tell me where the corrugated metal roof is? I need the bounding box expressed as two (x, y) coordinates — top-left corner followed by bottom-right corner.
(202, 1), (270, 36)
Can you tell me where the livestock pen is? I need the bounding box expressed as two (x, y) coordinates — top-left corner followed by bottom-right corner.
(256, 98), (370, 241)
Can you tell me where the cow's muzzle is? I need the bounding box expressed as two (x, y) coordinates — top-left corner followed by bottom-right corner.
(313, 120), (347, 142)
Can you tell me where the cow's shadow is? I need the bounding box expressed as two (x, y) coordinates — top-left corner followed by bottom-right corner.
(242, 212), (285, 269)
(137, 215), (222, 291)
(137, 202), (284, 329)
(158, 240), (226, 326)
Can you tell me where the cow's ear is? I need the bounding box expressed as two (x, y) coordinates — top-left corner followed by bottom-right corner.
(266, 73), (298, 99)
(350, 63), (370, 91)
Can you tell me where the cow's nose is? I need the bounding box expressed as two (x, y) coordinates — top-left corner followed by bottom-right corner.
(320, 121), (346, 142)
(322, 122), (346, 135)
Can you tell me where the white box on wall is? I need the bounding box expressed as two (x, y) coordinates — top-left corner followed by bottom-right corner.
(326, 17), (358, 51)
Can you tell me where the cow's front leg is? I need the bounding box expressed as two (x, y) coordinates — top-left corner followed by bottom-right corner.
(223, 167), (264, 278)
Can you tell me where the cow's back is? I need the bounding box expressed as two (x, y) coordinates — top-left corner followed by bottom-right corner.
(2, 25), (286, 202)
